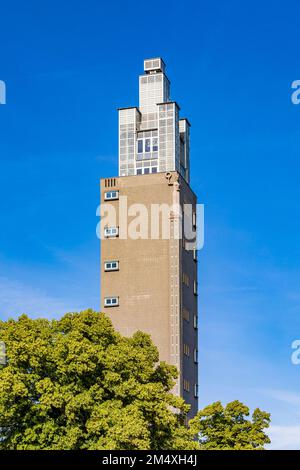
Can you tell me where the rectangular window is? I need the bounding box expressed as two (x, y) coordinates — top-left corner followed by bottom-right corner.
(104, 227), (119, 238)
(104, 190), (119, 201)
(194, 384), (199, 398)
(194, 348), (198, 364)
(145, 138), (151, 152)
(104, 297), (119, 307)
(136, 167), (157, 176)
(183, 343), (190, 357)
(193, 314), (198, 329)
(194, 280), (198, 295)
(152, 137), (158, 151)
(104, 261), (119, 271)
(183, 308), (190, 322)
(183, 379), (190, 392)
(137, 139), (143, 154)
(192, 211), (196, 228)
(183, 273), (190, 287)
(136, 133), (159, 160)
(180, 138), (185, 162)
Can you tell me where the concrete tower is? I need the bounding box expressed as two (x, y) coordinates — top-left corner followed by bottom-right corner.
(100, 58), (198, 417)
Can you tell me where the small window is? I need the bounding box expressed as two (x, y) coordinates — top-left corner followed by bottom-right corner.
(136, 167), (154, 176)
(104, 297), (119, 307)
(183, 343), (190, 357)
(152, 137), (158, 152)
(104, 261), (119, 271)
(194, 384), (199, 398)
(137, 139), (143, 154)
(104, 190), (119, 201)
(194, 280), (198, 295)
(192, 211), (196, 228)
(183, 308), (190, 322)
(183, 379), (190, 392)
(193, 314), (198, 329)
(183, 273), (190, 287)
(145, 138), (151, 152)
(194, 349), (198, 364)
(104, 227), (119, 238)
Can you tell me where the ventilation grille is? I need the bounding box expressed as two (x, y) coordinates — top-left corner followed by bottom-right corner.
(104, 178), (117, 188)
(144, 58), (165, 73)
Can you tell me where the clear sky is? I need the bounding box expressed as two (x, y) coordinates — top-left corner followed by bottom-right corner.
(1, 0), (300, 449)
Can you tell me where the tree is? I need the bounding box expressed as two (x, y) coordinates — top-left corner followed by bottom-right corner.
(189, 400), (271, 450)
(0, 310), (270, 450)
(0, 310), (196, 450)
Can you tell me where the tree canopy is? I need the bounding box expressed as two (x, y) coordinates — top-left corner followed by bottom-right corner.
(189, 400), (271, 450)
(0, 310), (270, 450)
(0, 310), (196, 450)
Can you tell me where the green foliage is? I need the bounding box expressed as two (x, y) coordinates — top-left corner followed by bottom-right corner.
(189, 400), (271, 450)
(0, 310), (271, 450)
(0, 310), (195, 450)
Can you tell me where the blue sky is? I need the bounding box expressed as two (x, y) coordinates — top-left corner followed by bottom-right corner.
(1, 0), (300, 449)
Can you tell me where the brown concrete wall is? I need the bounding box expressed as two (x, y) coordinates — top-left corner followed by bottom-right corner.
(100, 171), (198, 417)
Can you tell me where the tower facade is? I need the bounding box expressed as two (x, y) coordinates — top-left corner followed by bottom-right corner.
(100, 58), (198, 417)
